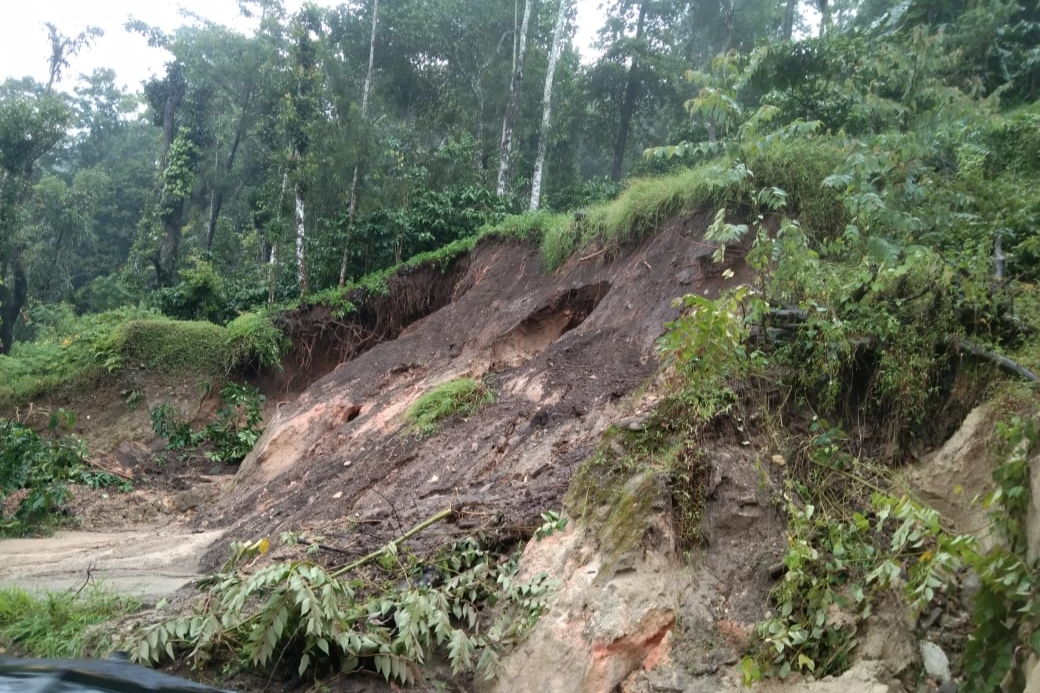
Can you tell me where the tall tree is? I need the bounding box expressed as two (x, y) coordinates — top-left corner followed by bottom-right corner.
(0, 81), (68, 352)
(338, 0), (380, 287)
(285, 7), (324, 296)
(140, 60), (199, 286)
(530, 0), (572, 210)
(497, 0), (536, 197)
(611, 1), (647, 181)
(45, 23), (103, 91)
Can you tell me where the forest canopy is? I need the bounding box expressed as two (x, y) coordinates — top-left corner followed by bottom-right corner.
(0, 0), (1037, 354)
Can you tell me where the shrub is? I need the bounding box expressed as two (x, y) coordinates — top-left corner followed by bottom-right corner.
(0, 417), (127, 536)
(151, 383), (265, 465)
(225, 312), (287, 372)
(153, 257), (228, 323)
(106, 318), (227, 375)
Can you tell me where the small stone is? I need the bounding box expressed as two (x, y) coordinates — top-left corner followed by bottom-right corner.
(960, 571), (982, 603)
(920, 640), (952, 684)
(333, 491), (343, 499)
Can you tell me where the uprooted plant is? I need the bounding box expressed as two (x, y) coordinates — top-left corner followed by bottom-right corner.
(0, 412), (130, 537)
(124, 507), (557, 685)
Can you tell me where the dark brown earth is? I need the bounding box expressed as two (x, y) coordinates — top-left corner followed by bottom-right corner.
(197, 218), (759, 571)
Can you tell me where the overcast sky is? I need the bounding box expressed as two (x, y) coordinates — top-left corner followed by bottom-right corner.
(0, 0), (605, 92)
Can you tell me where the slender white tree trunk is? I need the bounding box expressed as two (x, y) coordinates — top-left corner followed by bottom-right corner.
(295, 183), (309, 296)
(338, 0), (380, 287)
(529, 0), (571, 211)
(497, 0), (535, 198)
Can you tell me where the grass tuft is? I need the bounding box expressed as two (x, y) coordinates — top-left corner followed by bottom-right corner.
(0, 584), (141, 658)
(405, 378), (495, 436)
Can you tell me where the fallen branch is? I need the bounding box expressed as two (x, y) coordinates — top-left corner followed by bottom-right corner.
(950, 337), (1040, 382)
(87, 457), (133, 481)
(760, 310), (1039, 382)
(331, 506), (455, 577)
(578, 248), (607, 263)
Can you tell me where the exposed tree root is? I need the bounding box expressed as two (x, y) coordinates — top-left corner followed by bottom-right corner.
(950, 337), (1039, 382)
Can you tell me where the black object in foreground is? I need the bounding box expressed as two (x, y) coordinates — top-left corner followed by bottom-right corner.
(0, 657), (232, 693)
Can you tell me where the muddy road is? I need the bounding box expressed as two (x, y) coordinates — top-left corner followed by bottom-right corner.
(0, 527), (223, 600)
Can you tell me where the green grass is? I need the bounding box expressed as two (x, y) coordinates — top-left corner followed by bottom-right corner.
(0, 307), (158, 411)
(224, 311), (288, 371)
(405, 378), (495, 436)
(108, 318), (228, 374)
(0, 585), (141, 658)
(0, 307), (290, 412)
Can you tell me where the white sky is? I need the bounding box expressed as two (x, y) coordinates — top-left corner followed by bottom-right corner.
(0, 0), (605, 92)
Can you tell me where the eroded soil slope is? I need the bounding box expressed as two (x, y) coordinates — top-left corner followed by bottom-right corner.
(200, 218), (752, 565)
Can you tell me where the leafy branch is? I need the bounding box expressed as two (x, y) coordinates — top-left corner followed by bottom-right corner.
(125, 507), (556, 685)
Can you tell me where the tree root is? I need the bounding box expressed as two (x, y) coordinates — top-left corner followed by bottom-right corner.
(759, 310), (1040, 382)
(950, 337), (1039, 382)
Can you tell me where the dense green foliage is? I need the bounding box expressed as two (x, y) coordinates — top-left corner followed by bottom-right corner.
(0, 306), (286, 410)
(0, 585), (141, 658)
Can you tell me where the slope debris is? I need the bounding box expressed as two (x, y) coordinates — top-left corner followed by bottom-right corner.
(202, 224), (752, 564)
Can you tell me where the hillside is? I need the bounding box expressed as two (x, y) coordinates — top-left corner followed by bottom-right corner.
(1, 196), (1036, 692)
(2, 1), (1040, 690)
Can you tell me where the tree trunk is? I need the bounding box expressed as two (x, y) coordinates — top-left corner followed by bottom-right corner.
(153, 75), (187, 286)
(338, 0), (380, 287)
(530, 0), (571, 211)
(155, 210), (183, 286)
(497, 0), (535, 198)
(782, 0), (798, 40)
(611, 3), (646, 182)
(295, 181), (308, 296)
(206, 113), (247, 250)
(817, 0), (829, 36)
(0, 255), (28, 355)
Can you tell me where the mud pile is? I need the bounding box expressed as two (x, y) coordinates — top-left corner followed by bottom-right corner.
(201, 219), (754, 564)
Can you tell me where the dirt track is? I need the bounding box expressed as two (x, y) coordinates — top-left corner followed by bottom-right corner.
(0, 527), (223, 599)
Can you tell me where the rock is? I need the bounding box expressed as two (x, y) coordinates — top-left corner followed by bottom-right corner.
(113, 441), (155, 469)
(855, 589), (917, 678)
(904, 405), (1000, 549)
(750, 660), (898, 693)
(1028, 445), (1040, 565)
(173, 485), (218, 512)
(959, 570), (982, 605)
(1025, 654), (1040, 693)
(920, 641), (952, 684)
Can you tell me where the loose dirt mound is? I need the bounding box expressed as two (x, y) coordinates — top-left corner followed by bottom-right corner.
(200, 218), (754, 567)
